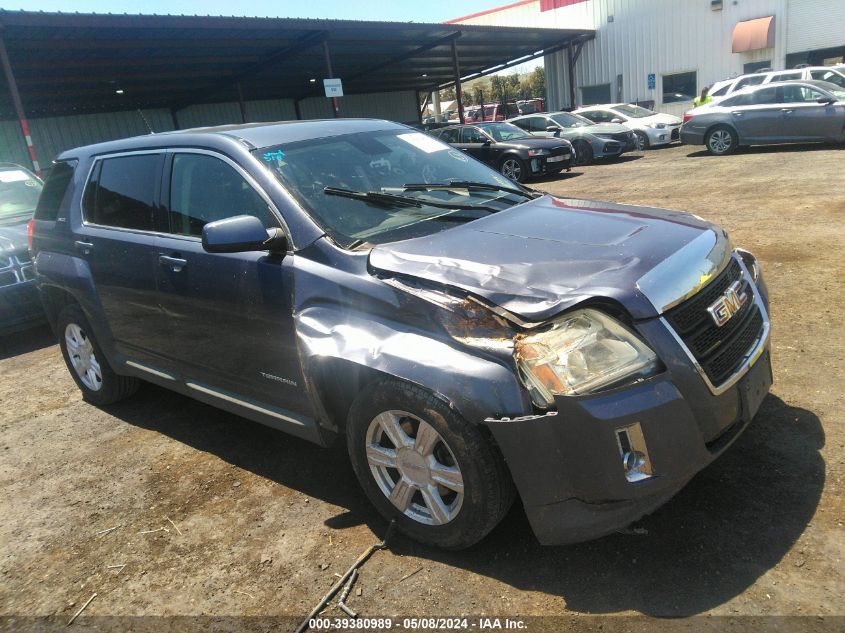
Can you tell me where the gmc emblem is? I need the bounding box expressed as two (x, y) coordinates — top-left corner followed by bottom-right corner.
(706, 280), (748, 327)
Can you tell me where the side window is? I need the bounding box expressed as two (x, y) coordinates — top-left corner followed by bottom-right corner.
(752, 87), (780, 105)
(84, 154), (160, 231)
(34, 161), (76, 221)
(810, 69), (845, 88)
(168, 153), (277, 237)
(438, 128), (461, 143)
(768, 72), (801, 83)
(734, 75), (766, 90)
(461, 127), (487, 144)
(710, 84), (730, 97)
(578, 111), (603, 123)
(511, 118), (531, 131)
(782, 85), (823, 103)
(722, 93), (754, 107)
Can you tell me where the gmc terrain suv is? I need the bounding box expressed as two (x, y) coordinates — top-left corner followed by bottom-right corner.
(31, 119), (772, 549)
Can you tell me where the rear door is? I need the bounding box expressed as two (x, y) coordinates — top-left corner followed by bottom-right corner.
(153, 150), (311, 417)
(75, 152), (173, 365)
(729, 86), (784, 141)
(779, 84), (845, 140)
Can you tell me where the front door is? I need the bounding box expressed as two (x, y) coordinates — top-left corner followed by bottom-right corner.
(74, 152), (173, 365)
(154, 151), (311, 418)
(779, 84), (845, 140)
(457, 126), (496, 166)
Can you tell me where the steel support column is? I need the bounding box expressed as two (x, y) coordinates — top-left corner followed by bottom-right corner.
(451, 38), (464, 124)
(236, 82), (248, 123)
(323, 40), (339, 118)
(0, 30), (41, 176)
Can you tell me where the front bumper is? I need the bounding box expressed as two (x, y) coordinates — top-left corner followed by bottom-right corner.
(645, 126), (680, 146)
(484, 263), (772, 545)
(529, 152), (572, 175)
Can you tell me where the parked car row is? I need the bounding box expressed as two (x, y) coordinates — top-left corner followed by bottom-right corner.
(682, 79), (845, 155)
(708, 65), (845, 101)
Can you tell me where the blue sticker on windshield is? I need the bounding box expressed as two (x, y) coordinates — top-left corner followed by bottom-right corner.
(263, 150), (285, 162)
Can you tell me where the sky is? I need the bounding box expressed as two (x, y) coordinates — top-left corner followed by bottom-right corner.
(5, 0), (500, 23)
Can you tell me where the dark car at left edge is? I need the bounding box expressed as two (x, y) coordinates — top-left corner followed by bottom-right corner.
(428, 121), (573, 182)
(0, 163), (44, 335)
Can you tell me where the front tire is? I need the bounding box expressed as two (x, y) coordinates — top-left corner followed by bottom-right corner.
(57, 304), (139, 405)
(346, 378), (514, 549)
(705, 125), (738, 156)
(499, 156), (527, 183)
(572, 140), (594, 165)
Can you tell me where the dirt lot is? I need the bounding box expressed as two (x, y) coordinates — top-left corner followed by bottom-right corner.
(1, 142), (843, 630)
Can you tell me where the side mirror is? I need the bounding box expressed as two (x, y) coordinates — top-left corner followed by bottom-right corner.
(201, 215), (287, 254)
(545, 125), (560, 136)
(817, 96), (836, 105)
(611, 118), (624, 123)
(482, 139), (492, 146)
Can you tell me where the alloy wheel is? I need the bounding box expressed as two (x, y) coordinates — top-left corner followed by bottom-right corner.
(65, 323), (103, 391)
(365, 410), (464, 525)
(708, 130), (733, 154)
(500, 158), (522, 182)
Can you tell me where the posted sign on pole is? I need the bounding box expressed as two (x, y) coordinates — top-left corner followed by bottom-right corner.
(323, 78), (344, 98)
(647, 73), (656, 90)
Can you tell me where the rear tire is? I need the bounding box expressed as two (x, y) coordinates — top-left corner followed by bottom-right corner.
(346, 378), (514, 549)
(634, 130), (649, 151)
(57, 304), (139, 406)
(705, 125), (738, 156)
(572, 140), (594, 165)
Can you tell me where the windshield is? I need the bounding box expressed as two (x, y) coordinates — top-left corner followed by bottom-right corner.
(549, 112), (592, 128)
(0, 168), (42, 225)
(613, 104), (654, 118)
(256, 129), (525, 248)
(477, 122), (531, 141)
(815, 80), (845, 99)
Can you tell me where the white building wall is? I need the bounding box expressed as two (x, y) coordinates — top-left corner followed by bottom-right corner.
(452, 0), (844, 116)
(786, 0), (845, 54)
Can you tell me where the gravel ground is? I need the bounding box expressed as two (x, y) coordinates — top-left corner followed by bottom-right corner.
(0, 141), (843, 631)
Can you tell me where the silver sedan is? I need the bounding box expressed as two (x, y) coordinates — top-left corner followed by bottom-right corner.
(681, 80), (845, 155)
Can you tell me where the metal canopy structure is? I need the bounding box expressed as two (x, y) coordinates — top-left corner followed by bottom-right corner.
(0, 10), (593, 119)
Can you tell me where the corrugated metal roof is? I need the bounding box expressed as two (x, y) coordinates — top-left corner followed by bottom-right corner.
(0, 10), (592, 119)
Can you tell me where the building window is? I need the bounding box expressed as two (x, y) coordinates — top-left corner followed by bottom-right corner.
(580, 83), (611, 106)
(662, 71), (697, 104)
(744, 60), (771, 74)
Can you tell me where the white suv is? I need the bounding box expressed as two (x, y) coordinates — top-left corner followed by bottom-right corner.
(709, 66), (845, 100)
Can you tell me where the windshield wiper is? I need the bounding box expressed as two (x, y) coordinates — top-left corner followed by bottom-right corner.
(325, 186), (422, 208)
(326, 186), (499, 213)
(401, 180), (542, 200)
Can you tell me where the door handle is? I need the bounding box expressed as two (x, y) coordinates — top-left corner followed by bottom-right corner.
(781, 108), (794, 114)
(159, 255), (187, 273)
(74, 240), (94, 255)
(731, 111), (743, 116)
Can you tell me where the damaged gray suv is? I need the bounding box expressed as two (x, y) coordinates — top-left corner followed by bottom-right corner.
(31, 119), (772, 549)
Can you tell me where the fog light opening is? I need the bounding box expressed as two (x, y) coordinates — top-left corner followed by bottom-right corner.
(615, 424), (654, 483)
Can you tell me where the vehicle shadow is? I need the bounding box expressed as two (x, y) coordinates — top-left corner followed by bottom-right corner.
(395, 394), (824, 617)
(104, 388), (822, 617)
(686, 142), (843, 158)
(602, 154), (643, 164)
(0, 323), (55, 360)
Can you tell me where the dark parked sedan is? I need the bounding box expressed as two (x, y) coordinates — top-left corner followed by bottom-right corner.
(0, 163), (44, 335)
(429, 122), (573, 182)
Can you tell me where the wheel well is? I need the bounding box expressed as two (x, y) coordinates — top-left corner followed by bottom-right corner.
(40, 285), (78, 333)
(308, 359), (389, 432)
(704, 122), (738, 142)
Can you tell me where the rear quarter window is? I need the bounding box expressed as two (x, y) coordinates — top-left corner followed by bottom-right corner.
(83, 153), (162, 231)
(34, 161), (76, 221)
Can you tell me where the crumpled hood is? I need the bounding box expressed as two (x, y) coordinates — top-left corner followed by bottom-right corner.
(369, 195), (724, 322)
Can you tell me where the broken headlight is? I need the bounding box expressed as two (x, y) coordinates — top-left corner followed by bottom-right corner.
(516, 308), (659, 406)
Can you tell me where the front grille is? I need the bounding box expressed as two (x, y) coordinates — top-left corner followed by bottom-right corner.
(599, 132), (635, 143)
(671, 128), (680, 140)
(665, 258), (765, 386)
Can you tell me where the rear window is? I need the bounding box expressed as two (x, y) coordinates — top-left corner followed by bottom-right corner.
(34, 161), (75, 222)
(83, 154), (161, 231)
